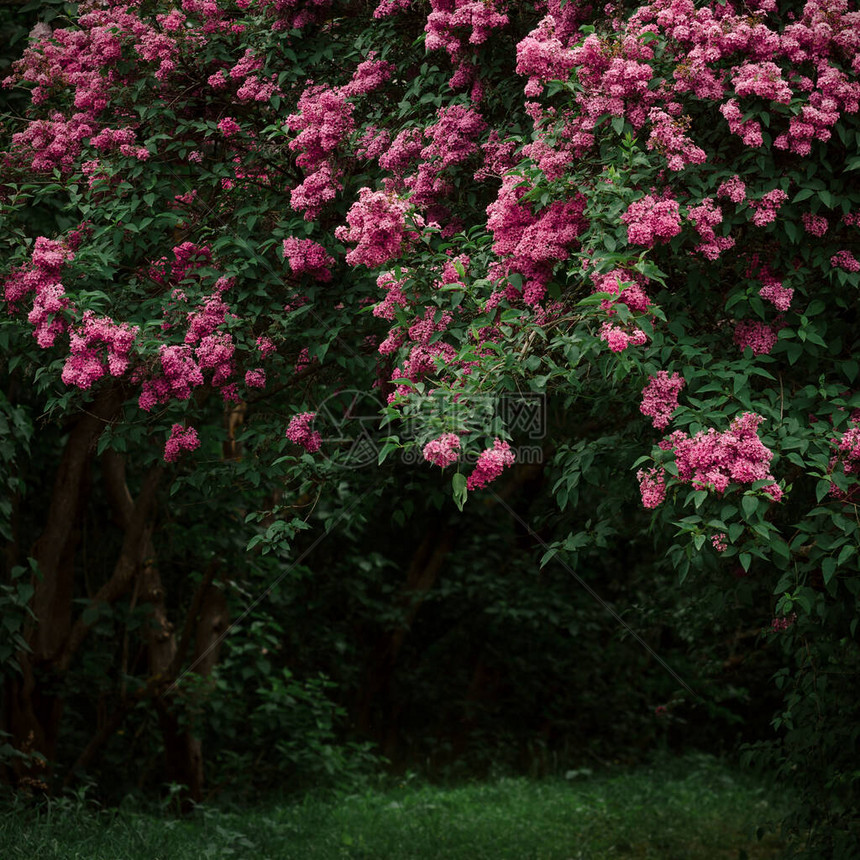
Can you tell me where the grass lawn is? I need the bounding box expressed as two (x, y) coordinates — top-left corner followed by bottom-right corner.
(1, 754), (789, 859)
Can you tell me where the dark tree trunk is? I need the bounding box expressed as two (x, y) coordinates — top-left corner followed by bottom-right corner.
(4, 386), (124, 788)
(355, 522), (454, 755)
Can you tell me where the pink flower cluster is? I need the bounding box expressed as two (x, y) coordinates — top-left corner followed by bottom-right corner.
(486, 175), (587, 305)
(599, 322), (648, 354)
(407, 105), (487, 205)
(711, 533), (728, 552)
(184, 288), (231, 345)
(282, 238), (335, 282)
(719, 99), (763, 147)
(256, 335), (276, 358)
(831, 250), (860, 272)
(8, 113), (94, 172)
(285, 412), (322, 453)
(466, 439), (515, 490)
(802, 213), (828, 237)
(622, 195), (681, 247)
(290, 162), (343, 220)
(388, 342), (457, 402)
(734, 320), (778, 356)
(659, 412), (782, 501)
(515, 16), (577, 97)
(218, 117), (241, 137)
(373, 270), (410, 321)
(717, 175), (746, 204)
(423, 433), (461, 467)
(637, 466), (666, 509)
(646, 107), (706, 171)
(770, 614), (796, 634)
(287, 85), (354, 171)
(688, 197), (734, 260)
(829, 426), (860, 500)
(758, 268), (793, 312)
(408, 307), (453, 345)
(62, 311), (139, 389)
(425, 0), (508, 91)
(245, 368), (266, 389)
(164, 424), (200, 463)
(373, 0), (412, 18)
(750, 189), (788, 227)
(731, 62), (792, 104)
(342, 55), (394, 97)
(640, 371), (685, 430)
(335, 188), (416, 268)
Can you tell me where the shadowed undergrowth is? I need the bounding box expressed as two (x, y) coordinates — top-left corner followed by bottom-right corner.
(0, 754), (792, 859)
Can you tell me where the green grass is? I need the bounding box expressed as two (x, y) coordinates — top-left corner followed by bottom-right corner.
(0, 754), (789, 859)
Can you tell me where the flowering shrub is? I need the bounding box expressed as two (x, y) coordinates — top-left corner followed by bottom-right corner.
(2, 0), (860, 845)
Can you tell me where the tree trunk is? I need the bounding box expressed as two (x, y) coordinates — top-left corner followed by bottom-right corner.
(355, 522), (454, 752)
(3, 386), (124, 788)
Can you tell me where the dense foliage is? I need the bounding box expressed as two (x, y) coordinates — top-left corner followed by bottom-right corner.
(1, 0), (859, 853)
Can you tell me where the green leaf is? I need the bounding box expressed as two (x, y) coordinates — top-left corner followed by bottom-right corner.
(452, 473), (468, 512)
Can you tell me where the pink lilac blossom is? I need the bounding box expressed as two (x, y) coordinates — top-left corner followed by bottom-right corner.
(195, 331), (235, 386)
(373, 0), (411, 17)
(342, 55), (394, 97)
(621, 196), (681, 247)
(659, 412), (782, 502)
(184, 291), (230, 345)
(719, 98), (763, 147)
(335, 188), (416, 268)
(687, 197), (735, 259)
(466, 439), (515, 490)
(711, 533), (728, 552)
(637, 466), (666, 509)
(717, 175), (746, 204)
(378, 128), (424, 174)
(28, 282), (71, 347)
(290, 163), (343, 220)
(408, 307), (452, 345)
(646, 107), (706, 171)
(406, 105), (487, 206)
(829, 426), (860, 500)
(599, 322), (648, 353)
(734, 320), (778, 355)
(831, 250), (860, 272)
(164, 424), (200, 463)
(285, 411), (322, 453)
(373, 270), (410, 321)
(286, 85), (354, 171)
(425, 0), (509, 67)
(731, 61), (792, 103)
(217, 117), (240, 136)
(592, 269), (651, 313)
(802, 213), (828, 236)
(423, 433), (461, 468)
(515, 15), (578, 97)
(245, 368), (266, 389)
(355, 126), (391, 161)
(388, 343), (457, 402)
(159, 344), (204, 400)
(750, 189), (788, 227)
(770, 614), (796, 633)
(256, 335), (276, 357)
(640, 371), (685, 430)
(282, 238), (335, 281)
(758, 268), (793, 311)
